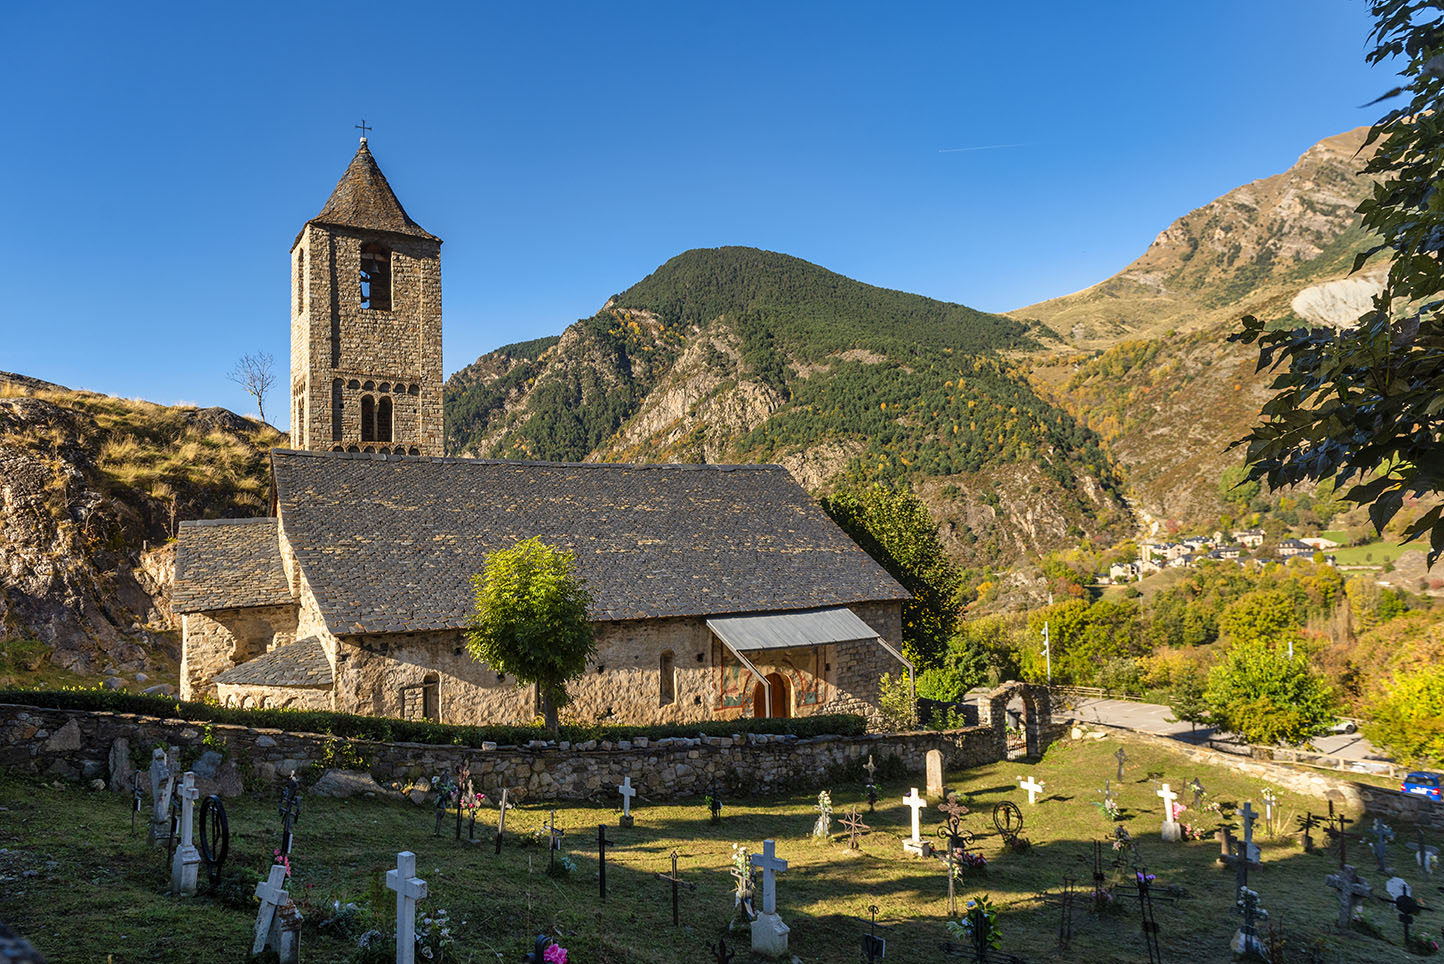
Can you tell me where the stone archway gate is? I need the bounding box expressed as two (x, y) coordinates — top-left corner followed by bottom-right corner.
(978, 681), (1053, 758)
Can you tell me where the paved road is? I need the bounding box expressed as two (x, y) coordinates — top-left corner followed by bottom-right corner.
(1050, 696), (1391, 765)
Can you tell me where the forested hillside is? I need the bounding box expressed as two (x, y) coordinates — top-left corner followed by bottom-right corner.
(443, 247), (1128, 574)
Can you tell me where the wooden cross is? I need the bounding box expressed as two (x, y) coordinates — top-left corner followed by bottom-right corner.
(1018, 775), (1046, 805)
(618, 776), (637, 818)
(652, 849), (695, 926)
(840, 805), (871, 850)
(1188, 777), (1205, 809)
(903, 788), (928, 842)
(750, 839), (788, 915)
(386, 851), (428, 964)
(251, 864), (290, 955)
(355, 120), (372, 139)
(1325, 864), (1371, 930)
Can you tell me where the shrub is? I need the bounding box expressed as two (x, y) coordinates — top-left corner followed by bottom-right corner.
(875, 672), (918, 732)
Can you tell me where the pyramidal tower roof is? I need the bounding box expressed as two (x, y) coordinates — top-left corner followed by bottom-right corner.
(303, 138), (440, 244)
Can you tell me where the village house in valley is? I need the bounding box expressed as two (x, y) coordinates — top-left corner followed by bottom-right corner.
(172, 138), (911, 725)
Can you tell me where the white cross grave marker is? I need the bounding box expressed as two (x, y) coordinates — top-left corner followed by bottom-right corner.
(750, 839), (791, 956)
(252, 864), (290, 955)
(1240, 801), (1261, 863)
(904, 788), (928, 842)
(618, 776), (636, 823)
(387, 851), (429, 964)
(1018, 775), (1046, 805)
(170, 771), (201, 896)
(1157, 783), (1182, 842)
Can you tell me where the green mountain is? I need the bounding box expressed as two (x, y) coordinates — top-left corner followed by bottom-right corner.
(444, 247), (1130, 571)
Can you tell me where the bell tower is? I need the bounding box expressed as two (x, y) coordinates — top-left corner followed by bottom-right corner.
(289, 136), (444, 455)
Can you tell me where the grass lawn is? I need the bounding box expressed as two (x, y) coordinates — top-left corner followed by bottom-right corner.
(1330, 542), (1409, 568)
(1, 734), (1432, 963)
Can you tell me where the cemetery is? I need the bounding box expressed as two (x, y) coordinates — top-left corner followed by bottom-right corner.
(2, 723), (1440, 963)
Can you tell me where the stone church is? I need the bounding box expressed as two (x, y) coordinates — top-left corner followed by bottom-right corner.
(172, 137), (911, 726)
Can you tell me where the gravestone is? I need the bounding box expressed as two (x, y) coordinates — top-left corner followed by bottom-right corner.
(1325, 864), (1370, 930)
(1407, 827), (1437, 879)
(750, 839), (790, 957)
(925, 749), (944, 798)
(1018, 775), (1045, 805)
(1115, 747), (1127, 782)
(147, 747), (176, 848)
(902, 788), (931, 856)
(386, 851), (428, 964)
(1261, 787), (1277, 837)
(169, 772), (201, 896)
(1157, 783), (1181, 843)
(618, 776), (636, 828)
(1188, 776), (1205, 809)
(252, 863), (301, 964)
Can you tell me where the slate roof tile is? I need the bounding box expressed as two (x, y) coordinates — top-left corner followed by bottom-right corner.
(299, 140), (439, 246)
(271, 450), (909, 636)
(172, 518), (293, 613)
(213, 637), (333, 688)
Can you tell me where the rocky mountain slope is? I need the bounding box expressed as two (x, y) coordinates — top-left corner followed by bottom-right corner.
(444, 248), (1132, 571)
(1019, 126), (1384, 527)
(0, 373), (280, 678)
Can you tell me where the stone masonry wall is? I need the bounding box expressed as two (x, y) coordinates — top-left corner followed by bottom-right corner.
(0, 703), (1002, 802)
(179, 605), (298, 702)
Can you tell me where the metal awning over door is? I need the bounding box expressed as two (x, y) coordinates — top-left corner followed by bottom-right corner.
(705, 606), (879, 651)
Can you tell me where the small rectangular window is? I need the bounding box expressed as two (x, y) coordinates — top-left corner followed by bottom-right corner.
(660, 650), (676, 706)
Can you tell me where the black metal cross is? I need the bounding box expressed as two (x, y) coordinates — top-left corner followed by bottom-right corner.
(841, 805), (871, 851)
(278, 773), (302, 856)
(432, 768), (452, 837)
(544, 809), (565, 872)
(861, 904), (885, 963)
(652, 849), (695, 926)
(710, 937), (735, 964)
(355, 120), (372, 139)
(598, 824), (611, 902)
(708, 780), (722, 823)
(1134, 872), (1162, 964)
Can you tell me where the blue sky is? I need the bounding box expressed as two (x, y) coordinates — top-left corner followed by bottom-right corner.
(3, 1), (1389, 423)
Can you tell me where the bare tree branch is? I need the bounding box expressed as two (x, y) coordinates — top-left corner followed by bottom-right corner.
(226, 351), (276, 424)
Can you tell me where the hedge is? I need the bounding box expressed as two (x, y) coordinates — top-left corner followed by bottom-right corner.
(0, 688), (867, 746)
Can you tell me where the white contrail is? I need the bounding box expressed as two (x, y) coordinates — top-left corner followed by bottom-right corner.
(937, 143), (1027, 153)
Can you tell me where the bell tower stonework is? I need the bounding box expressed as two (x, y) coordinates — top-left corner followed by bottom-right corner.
(289, 137), (444, 455)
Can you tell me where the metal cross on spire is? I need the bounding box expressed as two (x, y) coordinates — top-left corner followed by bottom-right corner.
(356, 119), (372, 140)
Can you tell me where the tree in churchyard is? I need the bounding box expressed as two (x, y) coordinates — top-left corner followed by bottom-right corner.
(1231, 2), (1444, 562)
(1364, 665), (1444, 767)
(1203, 637), (1338, 746)
(226, 351), (277, 424)
(820, 482), (964, 667)
(465, 537), (596, 737)
(1165, 665), (1211, 737)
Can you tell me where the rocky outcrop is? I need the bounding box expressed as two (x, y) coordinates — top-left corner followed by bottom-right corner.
(1291, 274), (1386, 327)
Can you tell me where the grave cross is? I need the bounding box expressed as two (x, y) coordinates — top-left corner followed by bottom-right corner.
(170, 771), (202, 896)
(750, 839), (788, 915)
(277, 772), (301, 857)
(1099, 779), (1114, 809)
(453, 761), (472, 841)
(1018, 775), (1046, 805)
(1324, 811), (1356, 868)
(1189, 777), (1205, 810)
(1407, 826), (1438, 878)
(1369, 818), (1394, 873)
(251, 863), (290, 956)
(1134, 871), (1162, 964)
(1261, 787), (1277, 836)
(432, 768), (453, 837)
(543, 809), (565, 872)
(1325, 864), (1371, 931)
(1157, 783), (1181, 842)
(864, 754), (877, 784)
(1295, 812), (1321, 853)
(1115, 747), (1128, 781)
(903, 788), (928, 844)
(710, 937), (736, 964)
(861, 903), (886, 964)
(147, 747), (175, 848)
(1239, 802), (1260, 864)
(652, 849), (695, 926)
(494, 786), (509, 855)
(618, 776), (637, 826)
(840, 805), (871, 851)
(597, 824), (611, 902)
(386, 851), (428, 964)
(1383, 881), (1430, 946)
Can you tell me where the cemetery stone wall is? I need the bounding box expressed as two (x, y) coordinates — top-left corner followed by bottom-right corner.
(0, 702), (1002, 801)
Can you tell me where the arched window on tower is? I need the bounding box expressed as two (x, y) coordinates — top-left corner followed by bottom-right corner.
(360, 395), (375, 442)
(377, 396), (393, 442)
(359, 242), (391, 311)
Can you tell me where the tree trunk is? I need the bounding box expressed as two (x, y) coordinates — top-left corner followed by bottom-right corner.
(541, 688), (559, 739)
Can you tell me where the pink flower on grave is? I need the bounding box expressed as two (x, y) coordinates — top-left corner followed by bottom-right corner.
(1169, 802), (1186, 821)
(543, 944), (568, 964)
(273, 849), (291, 878)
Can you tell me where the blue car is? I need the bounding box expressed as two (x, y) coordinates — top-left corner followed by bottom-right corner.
(1401, 771), (1442, 802)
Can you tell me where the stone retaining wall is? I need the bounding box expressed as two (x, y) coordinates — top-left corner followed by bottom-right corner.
(0, 703), (1003, 803)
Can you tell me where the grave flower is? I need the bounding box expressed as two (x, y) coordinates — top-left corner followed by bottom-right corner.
(813, 790), (833, 838)
(543, 944), (569, 964)
(272, 848), (291, 878)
